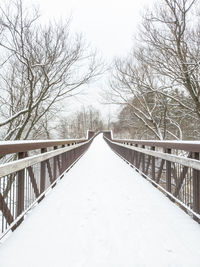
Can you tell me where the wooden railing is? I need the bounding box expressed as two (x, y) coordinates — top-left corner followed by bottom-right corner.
(0, 131), (96, 240)
(103, 131), (200, 223)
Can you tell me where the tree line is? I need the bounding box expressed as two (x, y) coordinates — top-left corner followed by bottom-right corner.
(108, 0), (200, 140)
(0, 0), (103, 141)
(1, 0), (200, 141)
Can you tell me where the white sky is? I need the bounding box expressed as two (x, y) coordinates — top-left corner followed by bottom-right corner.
(35, 0), (155, 121)
(38, 0), (153, 58)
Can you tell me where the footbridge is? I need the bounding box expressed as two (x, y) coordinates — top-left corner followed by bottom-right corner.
(0, 132), (200, 266)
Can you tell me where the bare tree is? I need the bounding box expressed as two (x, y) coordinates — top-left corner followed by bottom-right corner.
(137, 0), (200, 118)
(105, 0), (200, 140)
(0, 0), (103, 140)
(108, 57), (190, 140)
(57, 106), (104, 139)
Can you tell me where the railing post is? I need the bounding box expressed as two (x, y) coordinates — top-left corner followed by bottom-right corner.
(40, 148), (47, 194)
(130, 143), (134, 166)
(38, 148), (47, 203)
(135, 144), (138, 169)
(53, 146), (58, 180)
(151, 146), (155, 180)
(166, 148), (172, 193)
(65, 144), (70, 170)
(16, 151), (26, 227)
(61, 145), (66, 175)
(193, 152), (200, 216)
(142, 145), (145, 173)
(72, 149), (75, 163)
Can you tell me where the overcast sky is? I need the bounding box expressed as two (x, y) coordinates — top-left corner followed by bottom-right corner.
(36, 0), (155, 119)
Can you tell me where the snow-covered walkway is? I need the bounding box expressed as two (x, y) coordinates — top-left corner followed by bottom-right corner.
(0, 134), (200, 267)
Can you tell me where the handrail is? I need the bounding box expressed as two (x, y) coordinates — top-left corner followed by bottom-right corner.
(103, 130), (200, 152)
(115, 140), (200, 152)
(0, 130), (95, 157)
(103, 131), (200, 223)
(105, 137), (200, 171)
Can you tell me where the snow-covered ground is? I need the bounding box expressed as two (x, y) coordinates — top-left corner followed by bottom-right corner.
(0, 134), (200, 267)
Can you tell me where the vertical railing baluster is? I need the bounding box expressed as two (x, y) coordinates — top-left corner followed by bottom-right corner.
(61, 145), (65, 175)
(151, 146), (155, 180)
(38, 148), (47, 203)
(142, 145), (145, 173)
(53, 146), (58, 181)
(193, 152), (200, 218)
(40, 148), (47, 193)
(135, 144), (138, 169)
(16, 151), (26, 228)
(166, 148), (172, 193)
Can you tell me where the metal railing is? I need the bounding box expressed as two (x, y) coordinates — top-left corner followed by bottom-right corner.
(103, 131), (200, 223)
(0, 131), (96, 240)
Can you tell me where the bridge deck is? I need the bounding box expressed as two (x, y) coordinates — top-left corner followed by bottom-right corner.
(0, 134), (200, 266)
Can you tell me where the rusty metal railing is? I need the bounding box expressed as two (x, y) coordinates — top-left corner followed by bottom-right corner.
(0, 131), (96, 240)
(103, 131), (200, 223)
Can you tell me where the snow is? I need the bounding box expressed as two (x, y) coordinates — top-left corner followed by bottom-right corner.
(0, 134), (200, 266)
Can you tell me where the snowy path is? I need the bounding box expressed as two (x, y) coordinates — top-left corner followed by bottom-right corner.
(0, 134), (200, 267)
